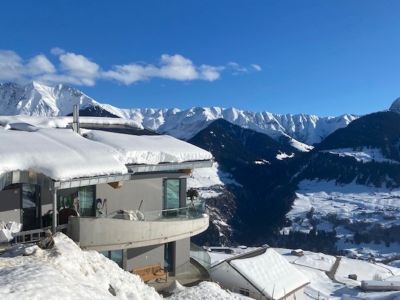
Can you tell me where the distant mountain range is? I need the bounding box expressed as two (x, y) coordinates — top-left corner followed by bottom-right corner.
(0, 81), (357, 146)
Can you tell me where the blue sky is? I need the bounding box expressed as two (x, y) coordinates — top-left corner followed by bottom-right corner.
(1, 0), (400, 116)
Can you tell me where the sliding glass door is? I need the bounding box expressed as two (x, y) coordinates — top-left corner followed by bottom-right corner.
(164, 179), (180, 210)
(21, 184), (41, 230)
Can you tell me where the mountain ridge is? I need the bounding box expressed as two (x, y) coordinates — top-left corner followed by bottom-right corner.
(0, 81), (358, 145)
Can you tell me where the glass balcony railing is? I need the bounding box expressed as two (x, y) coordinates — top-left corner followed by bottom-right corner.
(106, 199), (206, 222)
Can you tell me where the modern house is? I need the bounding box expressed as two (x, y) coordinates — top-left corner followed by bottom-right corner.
(206, 247), (310, 300)
(0, 114), (212, 278)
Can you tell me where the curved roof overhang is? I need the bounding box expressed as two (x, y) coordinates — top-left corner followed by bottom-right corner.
(0, 159), (213, 191)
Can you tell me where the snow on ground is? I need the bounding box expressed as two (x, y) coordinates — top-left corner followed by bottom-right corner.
(85, 130), (213, 165)
(289, 138), (314, 152)
(287, 180), (400, 259)
(322, 147), (399, 164)
(187, 162), (240, 198)
(168, 282), (245, 300)
(288, 180), (400, 230)
(335, 257), (396, 286)
(0, 233), (160, 300)
(276, 152), (295, 160)
(0, 234), (240, 300)
(253, 159), (271, 165)
(274, 248), (400, 299)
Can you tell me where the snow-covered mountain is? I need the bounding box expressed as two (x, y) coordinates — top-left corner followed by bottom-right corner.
(0, 81), (357, 145)
(0, 81), (100, 116)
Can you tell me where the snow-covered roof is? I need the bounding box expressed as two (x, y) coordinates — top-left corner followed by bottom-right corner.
(85, 130), (213, 165)
(0, 128), (128, 181)
(229, 248), (309, 299)
(0, 123), (212, 182)
(0, 115), (143, 129)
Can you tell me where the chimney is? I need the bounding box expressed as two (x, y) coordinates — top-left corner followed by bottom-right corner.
(72, 104), (80, 134)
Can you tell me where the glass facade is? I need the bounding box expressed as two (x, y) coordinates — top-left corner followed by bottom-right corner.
(164, 179), (180, 209)
(100, 250), (124, 268)
(164, 242), (176, 273)
(21, 184), (41, 230)
(57, 186), (96, 217)
(78, 186), (95, 217)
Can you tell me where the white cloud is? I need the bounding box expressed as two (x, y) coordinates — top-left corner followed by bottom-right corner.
(0, 50), (24, 81)
(103, 54), (224, 85)
(26, 55), (56, 75)
(50, 47), (65, 56)
(58, 52), (100, 86)
(199, 65), (223, 81)
(251, 64), (262, 71)
(0, 49), (258, 86)
(227, 62), (248, 74)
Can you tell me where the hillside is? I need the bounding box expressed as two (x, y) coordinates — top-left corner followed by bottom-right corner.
(283, 110), (400, 257)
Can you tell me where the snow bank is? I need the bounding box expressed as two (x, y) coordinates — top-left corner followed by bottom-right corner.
(0, 128), (127, 180)
(168, 282), (244, 300)
(85, 130), (213, 165)
(0, 233), (161, 300)
(230, 248), (309, 299)
(0, 234), (242, 300)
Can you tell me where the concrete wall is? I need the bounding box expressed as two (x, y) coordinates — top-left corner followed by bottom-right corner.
(95, 176), (192, 274)
(96, 178), (163, 213)
(126, 244), (165, 272)
(175, 238), (191, 274)
(0, 187), (21, 223)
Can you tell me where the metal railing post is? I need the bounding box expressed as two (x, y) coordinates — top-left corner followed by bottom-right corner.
(52, 189), (58, 234)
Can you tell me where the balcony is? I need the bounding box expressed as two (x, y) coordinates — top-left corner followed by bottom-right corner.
(67, 201), (209, 251)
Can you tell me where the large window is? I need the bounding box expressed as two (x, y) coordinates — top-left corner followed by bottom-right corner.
(21, 184), (41, 230)
(78, 186), (95, 216)
(57, 186), (95, 217)
(164, 242), (176, 274)
(100, 250), (124, 268)
(164, 179), (180, 210)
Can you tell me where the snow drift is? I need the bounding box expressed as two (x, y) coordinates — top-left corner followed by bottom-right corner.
(0, 233), (241, 300)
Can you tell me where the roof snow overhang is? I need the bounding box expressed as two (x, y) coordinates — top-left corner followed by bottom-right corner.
(0, 159), (213, 191)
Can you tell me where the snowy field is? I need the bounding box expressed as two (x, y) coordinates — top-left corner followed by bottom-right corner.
(0, 234), (244, 300)
(286, 180), (400, 259)
(275, 248), (400, 300)
(187, 162), (240, 198)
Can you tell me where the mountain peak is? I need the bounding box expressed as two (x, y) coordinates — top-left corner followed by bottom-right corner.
(389, 97), (400, 113)
(0, 81), (99, 116)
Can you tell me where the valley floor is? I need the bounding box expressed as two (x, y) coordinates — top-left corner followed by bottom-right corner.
(285, 180), (400, 260)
